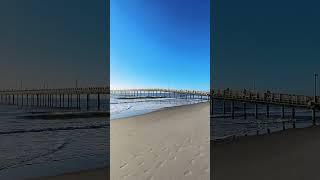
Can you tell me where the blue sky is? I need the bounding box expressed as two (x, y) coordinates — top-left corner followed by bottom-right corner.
(111, 0), (210, 91)
(213, 0), (320, 95)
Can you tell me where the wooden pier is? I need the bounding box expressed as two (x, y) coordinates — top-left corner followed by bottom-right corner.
(110, 88), (210, 100)
(210, 88), (320, 129)
(1, 87), (319, 122)
(0, 87), (109, 111)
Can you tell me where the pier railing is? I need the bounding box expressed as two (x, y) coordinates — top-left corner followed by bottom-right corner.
(110, 88), (209, 99)
(210, 89), (314, 107)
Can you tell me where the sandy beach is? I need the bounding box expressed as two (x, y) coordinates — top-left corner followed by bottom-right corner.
(213, 126), (320, 180)
(111, 102), (210, 180)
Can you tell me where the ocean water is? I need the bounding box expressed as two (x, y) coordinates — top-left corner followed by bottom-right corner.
(0, 96), (109, 179)
(0, 94), (207, 179)
(110, 94), (209, 119)
(211, 100), (317, 140)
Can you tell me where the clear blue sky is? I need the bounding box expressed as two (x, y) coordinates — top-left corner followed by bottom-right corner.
(111, 0), (210, 91)
(213, 0), (320, 95)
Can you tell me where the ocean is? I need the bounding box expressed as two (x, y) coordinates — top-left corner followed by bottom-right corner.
(111, 93), (209, 119)
(0, 96), (109, 179)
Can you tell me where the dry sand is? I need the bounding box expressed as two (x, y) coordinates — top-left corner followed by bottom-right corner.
(213, 126), (320, 180)
(111, 102), (210, 180)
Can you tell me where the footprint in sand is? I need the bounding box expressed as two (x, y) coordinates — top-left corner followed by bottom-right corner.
(194, 152), (201, 158)
(144, 169), (150, 174)
(177, 146), (183, 152)
(152, 152), (160, 158)
(160, 160), (167, 167)
(170, 156), (177, 160)
(120, 162), (128, 169)
(155, 161), (164, 169)
(138, 161), (144, 167)
(161, 147), (169, 152)
(184, 170), (192, 176)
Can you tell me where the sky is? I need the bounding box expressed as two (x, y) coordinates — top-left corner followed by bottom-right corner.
(0, 0), (107, 89)
(110, 0), (210, 91)
(213, 0), (320, 95)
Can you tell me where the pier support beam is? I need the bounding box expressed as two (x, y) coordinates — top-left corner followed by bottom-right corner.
(97, 94), (101, 111)
(68, 94), (71, 108)
(62, 94), (65, 108)
(255, 104), (258, 119)
(231, 101), (235, 119)
(266, 104), (270, 118)
(86, 94), (90, 110)
(312, 108), (316, 126)
(292, 107), (295, 119)
(59, 94), (62, 108)
(77, 94), (81, 109)
(21, 94), (24, 107)
(37, 94), (39, 107)
(292, 107), (296, 128)
(243, 103), (246, 119)
(281, 106), (285, 119)
(70, 94), (73, 108)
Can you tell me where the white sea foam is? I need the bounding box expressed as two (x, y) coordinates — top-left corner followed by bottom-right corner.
(110, 95), (208, 119)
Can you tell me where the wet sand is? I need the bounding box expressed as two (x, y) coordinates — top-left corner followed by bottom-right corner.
(111, 102), (210, 179)
(213, 126), (320, 180)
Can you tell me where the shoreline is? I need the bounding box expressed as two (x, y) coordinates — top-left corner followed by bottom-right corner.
(111, 101), (209, 121)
